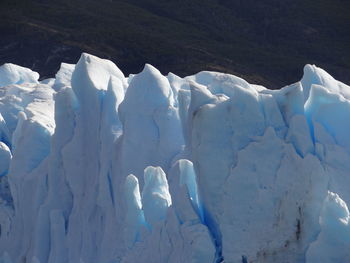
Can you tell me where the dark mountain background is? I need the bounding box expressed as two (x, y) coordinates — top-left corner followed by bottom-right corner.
(0, 0), (349, 88)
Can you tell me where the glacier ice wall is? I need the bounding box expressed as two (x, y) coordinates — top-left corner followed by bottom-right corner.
(0, 54), (350, 262)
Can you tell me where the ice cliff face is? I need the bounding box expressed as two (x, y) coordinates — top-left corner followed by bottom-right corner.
(0, 54), (350, 263)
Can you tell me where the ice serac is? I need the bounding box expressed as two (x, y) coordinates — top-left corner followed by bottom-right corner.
(122, 161), (215, 263)
(189, 79), (265, 257)
(117, 64), (183, 186)
(185, 70), (251, 96)
(222, 128), (327, 262)
(1, 81), (55, 262)
(177, 159), (203, 221)
(30, 87), (77, 263)
(187, 67), (348, 261)
(167, 72), (190, 107)
(0, 53), (350, 263)
(0, 142), (11, 177)
(305, 84), (350, 151)
(142, 166), (171, 227)
(0, 63), (39, 87)
(0, 82), (55, 140)
(124, 174), (146, 248)
(54, 53), (126, 263)
(304, 82), (350, 207)
(306, 192), (350, 262)
(52, 63), (75, 91)
(167, 159), (215, 262)
(6, 53), (128, 263)
(301, 64), (350, 101)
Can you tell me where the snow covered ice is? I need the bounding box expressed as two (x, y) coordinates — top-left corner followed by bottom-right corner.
(0, 53), (350, 262)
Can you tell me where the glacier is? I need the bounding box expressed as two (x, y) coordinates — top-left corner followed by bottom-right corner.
(0, 53), (349, 262)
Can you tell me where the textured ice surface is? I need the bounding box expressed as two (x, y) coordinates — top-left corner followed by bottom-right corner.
(0, 55), (349, 263)
(0, 63), (39, 87)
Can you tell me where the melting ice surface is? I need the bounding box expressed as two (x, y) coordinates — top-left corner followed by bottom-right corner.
(0, 53), (350, 262)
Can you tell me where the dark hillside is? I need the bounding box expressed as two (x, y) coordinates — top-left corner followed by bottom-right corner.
(0, 0), (349, 88)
